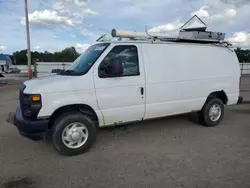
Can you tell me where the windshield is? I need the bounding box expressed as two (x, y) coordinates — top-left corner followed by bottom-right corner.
(60, 43), (110, 75)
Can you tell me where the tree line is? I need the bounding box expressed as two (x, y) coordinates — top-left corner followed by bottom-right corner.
(10, 46), (250, 65)
(234, 48), (250, 63)
(11, 47), (81, 65)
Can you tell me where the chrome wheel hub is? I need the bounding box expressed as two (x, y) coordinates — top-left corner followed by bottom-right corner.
(209, 104), (222, 122)
(62, 122), (89, 149)
(71, 131), (81, 141)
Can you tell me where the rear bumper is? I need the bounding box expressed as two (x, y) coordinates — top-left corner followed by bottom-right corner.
(8, 106), (49, 140)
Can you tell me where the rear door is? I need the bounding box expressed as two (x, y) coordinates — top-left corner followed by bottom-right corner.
(93, 43), (146, 125)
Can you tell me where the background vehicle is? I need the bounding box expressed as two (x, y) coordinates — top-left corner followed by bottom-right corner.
(8, 28), (240, 156)
(5, 67), (21, 74)
(50, 69), (64, 74)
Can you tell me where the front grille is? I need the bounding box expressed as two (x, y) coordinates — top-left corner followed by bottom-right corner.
(22, 94), (31, 116)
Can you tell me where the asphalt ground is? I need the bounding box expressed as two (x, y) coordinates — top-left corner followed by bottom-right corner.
(0, 77), (250, 188)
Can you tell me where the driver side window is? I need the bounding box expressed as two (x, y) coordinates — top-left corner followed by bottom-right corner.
(98, 45), (140, 78)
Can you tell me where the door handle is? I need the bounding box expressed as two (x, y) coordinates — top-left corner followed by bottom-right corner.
(140, 87), (144, 95)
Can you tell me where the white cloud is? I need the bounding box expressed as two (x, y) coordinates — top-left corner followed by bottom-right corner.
(54, 0), (87, 9)
(57, 9), (71, 17)
(149, 20), (183, 33)
(191, 6), (237, 24)
(80, 28), (94, 36)
(83, 8), (99, 15)
(0, 46), (7, 51)
(52, 0), (98, 22)
(33, 46), (41, 50)
(228, 31), (250, 46)
(192, 6), (210, 18)
(53, 0), (88, 12)
(221, 0), (250, 7)
(53, 0), (99, 15)
(53, 2), (65, 10)
(210, 8), (237, 22)
(21, 10), (75, 28)
(19, 0), (98, 39)
(75, 43), (90, 53)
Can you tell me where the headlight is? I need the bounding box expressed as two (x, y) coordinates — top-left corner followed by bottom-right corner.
(20, 93), (42, 119)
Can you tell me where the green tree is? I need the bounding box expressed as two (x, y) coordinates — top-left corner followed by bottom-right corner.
(12, 47), (80, 65)
(235, 48), (250, 63)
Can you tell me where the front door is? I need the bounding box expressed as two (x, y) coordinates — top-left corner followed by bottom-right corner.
(93, 44), (145, 126)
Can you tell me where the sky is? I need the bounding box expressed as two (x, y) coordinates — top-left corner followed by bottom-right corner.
(0, 0), (250, 54)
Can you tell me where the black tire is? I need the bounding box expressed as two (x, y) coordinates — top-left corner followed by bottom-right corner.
(51, 112), (98, 156)
(198, 97), (224, 127)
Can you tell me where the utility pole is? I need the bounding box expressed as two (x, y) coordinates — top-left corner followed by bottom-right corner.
(24, 0), (32, 79)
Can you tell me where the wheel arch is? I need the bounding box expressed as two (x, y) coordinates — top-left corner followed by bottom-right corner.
(48, 104), (99, 129)
(206, 90), (228, 104)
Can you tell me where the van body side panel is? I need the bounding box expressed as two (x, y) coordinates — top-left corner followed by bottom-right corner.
(36, 74), (104, 125)
(142, 43), (240, 119)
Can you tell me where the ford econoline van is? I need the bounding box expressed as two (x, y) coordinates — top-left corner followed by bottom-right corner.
(8, 30), (240, 155)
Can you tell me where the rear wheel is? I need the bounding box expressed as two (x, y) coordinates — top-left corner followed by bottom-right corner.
(52, 112), (98, 156)
(199, 98), (224, 127)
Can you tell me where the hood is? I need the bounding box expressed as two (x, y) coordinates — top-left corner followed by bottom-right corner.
(23, 74), (91, 94)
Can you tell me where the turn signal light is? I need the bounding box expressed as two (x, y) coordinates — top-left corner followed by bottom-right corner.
(31, 95), (41, 102)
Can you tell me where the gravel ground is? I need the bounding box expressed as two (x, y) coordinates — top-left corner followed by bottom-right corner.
(0, 78), (250, 188)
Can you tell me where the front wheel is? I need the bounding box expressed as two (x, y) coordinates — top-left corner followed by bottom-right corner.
(198, 98), (224, 127)
(52, 112), (98, 156)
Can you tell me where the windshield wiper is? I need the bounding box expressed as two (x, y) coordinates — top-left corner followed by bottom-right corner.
(60, 69), (76, 75)
(65, 70), (75, 73)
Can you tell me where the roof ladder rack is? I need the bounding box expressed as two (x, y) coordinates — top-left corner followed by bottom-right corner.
(109, 15), (232, 47)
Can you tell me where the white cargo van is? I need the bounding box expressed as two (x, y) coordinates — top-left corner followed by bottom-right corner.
(8, 29), (240, 156)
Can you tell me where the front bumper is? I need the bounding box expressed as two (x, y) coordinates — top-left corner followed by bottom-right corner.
(7, 106), (49, 140)
(237, 96), (243, 104)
